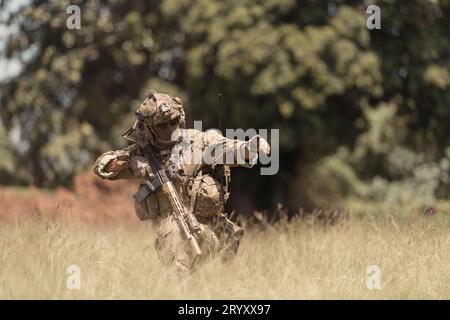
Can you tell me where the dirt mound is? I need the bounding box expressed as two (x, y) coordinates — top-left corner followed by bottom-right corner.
(0, 172), (140, 224)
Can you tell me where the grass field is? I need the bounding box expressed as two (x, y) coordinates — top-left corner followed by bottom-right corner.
(1, 202), (450, 299)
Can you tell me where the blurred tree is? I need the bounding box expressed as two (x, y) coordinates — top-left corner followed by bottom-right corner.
(365, 1), (450, 169)
(164, 0), (383, 210)
(0, 0), (185, 186)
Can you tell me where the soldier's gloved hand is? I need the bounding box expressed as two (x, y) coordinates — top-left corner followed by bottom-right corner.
(95, 153), (121, 178)
(248, 135), (271, 156)
(94, 149), (131, 179)
(105, 159), (128, 172)
(242, 135), (270, 166)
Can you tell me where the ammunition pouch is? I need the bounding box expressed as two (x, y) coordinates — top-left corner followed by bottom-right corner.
(214, 165), (231, 202)
(193, 164), (231, 203)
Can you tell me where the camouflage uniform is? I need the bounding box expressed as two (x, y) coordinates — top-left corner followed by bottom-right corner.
(93, 90), (268, 278)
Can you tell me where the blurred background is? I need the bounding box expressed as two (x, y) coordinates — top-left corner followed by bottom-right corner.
(1, 0), (450, 217)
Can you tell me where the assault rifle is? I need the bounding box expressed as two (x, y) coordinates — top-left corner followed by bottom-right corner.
(128, 134), (202, 258)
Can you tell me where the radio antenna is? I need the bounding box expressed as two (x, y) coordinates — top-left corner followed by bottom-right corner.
(218, 93), (223, 134)
(217, 92), (231, 203)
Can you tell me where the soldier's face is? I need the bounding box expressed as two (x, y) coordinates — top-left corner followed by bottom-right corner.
(154, 116), (181, 141)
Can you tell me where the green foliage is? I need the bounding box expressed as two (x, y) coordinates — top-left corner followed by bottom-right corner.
(1, 0), (177, 186)
(289, 150), (368, 210)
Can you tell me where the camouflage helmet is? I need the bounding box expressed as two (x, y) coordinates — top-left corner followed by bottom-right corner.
(135, 90), (185, 148)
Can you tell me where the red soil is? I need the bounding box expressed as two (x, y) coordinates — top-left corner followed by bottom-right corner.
(0, 172), (140, 224)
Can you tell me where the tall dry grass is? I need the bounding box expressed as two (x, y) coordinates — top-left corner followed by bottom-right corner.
(1, 206), (450, 299)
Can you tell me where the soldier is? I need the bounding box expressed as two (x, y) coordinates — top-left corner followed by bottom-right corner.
(93, 90), (270, 278)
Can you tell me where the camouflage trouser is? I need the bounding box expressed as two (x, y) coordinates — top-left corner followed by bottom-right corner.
(154, 214), (244, 278)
